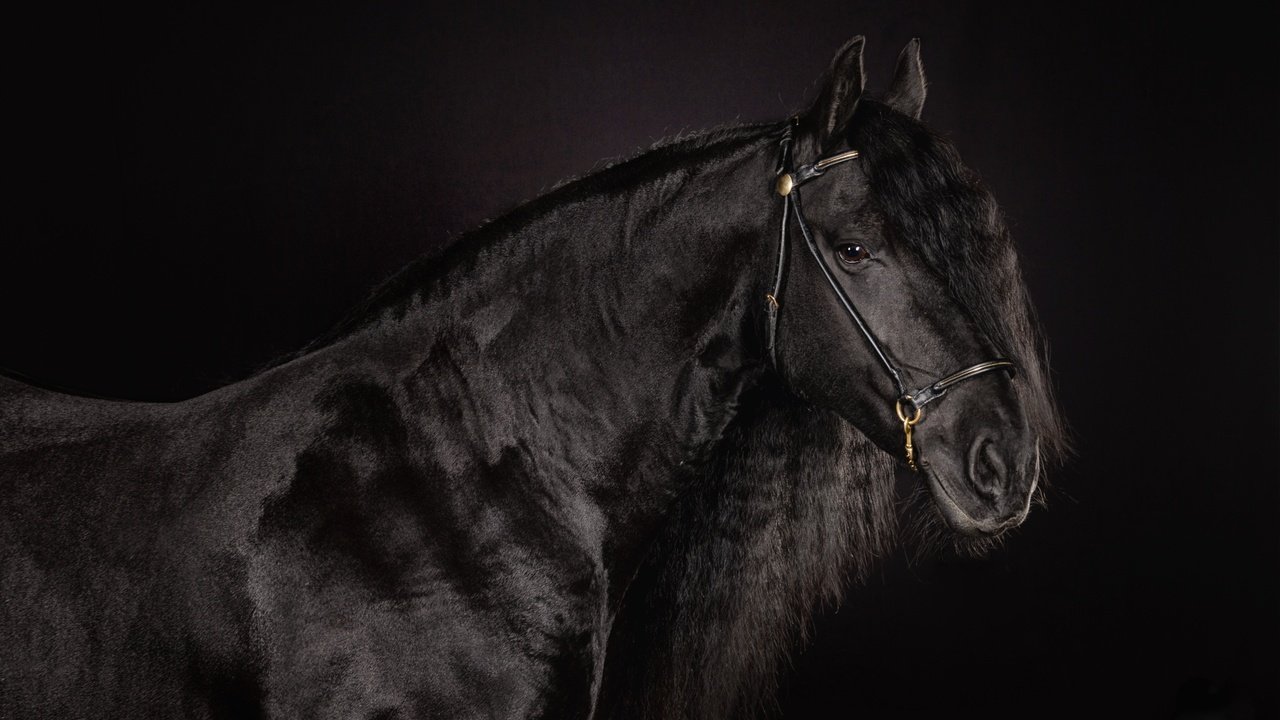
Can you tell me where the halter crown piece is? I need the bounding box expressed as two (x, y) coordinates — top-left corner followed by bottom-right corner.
(764, 118), (1016, 470)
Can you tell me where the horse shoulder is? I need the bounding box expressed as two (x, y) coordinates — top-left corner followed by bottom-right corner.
(241, 358), (608, 718)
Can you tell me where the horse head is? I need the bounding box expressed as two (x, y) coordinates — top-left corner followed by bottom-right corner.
(770, 38), (1062, 537)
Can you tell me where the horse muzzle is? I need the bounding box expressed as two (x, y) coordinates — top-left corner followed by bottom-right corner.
(921, 434), (1040, 536)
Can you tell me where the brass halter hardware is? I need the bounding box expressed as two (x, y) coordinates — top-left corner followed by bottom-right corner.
(896, 397), (923, 471)
(775, 173), (795, 197)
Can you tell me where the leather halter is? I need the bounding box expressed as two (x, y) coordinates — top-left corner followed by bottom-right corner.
(764, 119), (1015, 470)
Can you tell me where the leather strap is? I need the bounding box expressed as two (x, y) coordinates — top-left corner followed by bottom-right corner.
(764, 129), (794, 366)
(907, 359), (1016, 409)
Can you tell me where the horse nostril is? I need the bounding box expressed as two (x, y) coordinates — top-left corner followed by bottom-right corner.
(967, 437), (1008, 497)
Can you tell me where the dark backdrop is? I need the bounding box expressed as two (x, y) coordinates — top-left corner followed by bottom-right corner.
(2, 2), (1275, 718)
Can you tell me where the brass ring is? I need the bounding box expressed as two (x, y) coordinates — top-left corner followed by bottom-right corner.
(764, 293), (779, 310)
(895, 397), (922, 425)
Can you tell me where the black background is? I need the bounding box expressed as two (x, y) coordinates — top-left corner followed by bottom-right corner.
(1, 2), (1275, 717)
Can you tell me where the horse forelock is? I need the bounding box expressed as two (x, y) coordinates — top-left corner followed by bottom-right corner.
(849, 99), (1068, 468)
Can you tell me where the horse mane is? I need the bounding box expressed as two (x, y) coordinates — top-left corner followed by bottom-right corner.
(599, 101), (1068, 717)
(598, 380), (898, 719)
(270, 121), (777, 366)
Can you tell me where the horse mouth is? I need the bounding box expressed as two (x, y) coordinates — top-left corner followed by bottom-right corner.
(921, 461), (1032, 537)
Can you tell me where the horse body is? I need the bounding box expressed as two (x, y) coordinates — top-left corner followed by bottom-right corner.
(1, 37), (1065, 719)
(1, 128), (782, 717)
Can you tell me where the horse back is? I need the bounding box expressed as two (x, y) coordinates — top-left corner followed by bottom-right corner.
(0, 376), (227, 715)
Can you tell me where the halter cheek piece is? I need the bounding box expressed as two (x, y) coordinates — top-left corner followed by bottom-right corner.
(764, 119), (1015, 471)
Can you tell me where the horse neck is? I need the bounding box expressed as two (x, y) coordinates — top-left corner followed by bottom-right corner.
(356, 127), (782, 583)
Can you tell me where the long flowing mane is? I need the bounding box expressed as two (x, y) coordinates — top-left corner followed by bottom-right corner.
(599, 382), (896, 718)
(599, 101), (1067, 718)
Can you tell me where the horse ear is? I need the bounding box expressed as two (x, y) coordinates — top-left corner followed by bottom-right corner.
(884, 38), (927, 119)
(807, 36), (867, 144)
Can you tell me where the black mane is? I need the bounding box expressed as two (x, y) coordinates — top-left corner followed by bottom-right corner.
(599, 381), (897, 719)
(282, 122), (778, 361)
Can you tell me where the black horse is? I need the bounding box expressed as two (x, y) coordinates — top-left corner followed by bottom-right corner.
(0, 37), (1064, 718)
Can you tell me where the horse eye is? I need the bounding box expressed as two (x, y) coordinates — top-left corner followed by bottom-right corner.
(837, 243), (871, 264)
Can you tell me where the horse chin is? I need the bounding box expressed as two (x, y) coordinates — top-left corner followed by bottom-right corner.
(921, 462), (1030, 537)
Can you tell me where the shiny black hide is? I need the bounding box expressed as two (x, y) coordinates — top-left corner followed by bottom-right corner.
(0, 123), (785, 717)
(0, 39), (1063, 718)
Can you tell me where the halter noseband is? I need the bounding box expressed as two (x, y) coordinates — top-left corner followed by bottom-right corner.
(764, 119), (1015, 470)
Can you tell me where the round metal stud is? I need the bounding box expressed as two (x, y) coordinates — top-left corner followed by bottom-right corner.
(776, 173), (794, 197)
